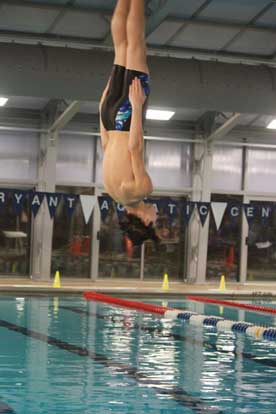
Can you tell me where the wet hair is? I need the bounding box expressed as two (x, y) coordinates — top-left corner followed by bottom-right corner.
(119, 213), (160, 247)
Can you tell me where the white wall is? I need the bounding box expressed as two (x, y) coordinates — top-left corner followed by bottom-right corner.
(246, 149), (276, 193)
(57, 134), (95, 184)
(211, 146), (243, 191)
(0, 131), (38, 182)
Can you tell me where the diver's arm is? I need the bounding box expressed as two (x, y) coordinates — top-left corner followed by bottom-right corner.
(127, 77), (153, 196)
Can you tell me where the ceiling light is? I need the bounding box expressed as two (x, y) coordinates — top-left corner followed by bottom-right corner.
(146, 109), (175, 121)
(267, 119), (276, 129)
(0, 97), (8, 107)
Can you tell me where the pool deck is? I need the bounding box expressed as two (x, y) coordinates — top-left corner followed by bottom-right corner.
(0, 278), (275, 298)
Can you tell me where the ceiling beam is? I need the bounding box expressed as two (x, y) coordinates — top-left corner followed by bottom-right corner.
(0, 30), (275, 67)
(146, 0), (171, 37)
(1, 44), (276, 116)
(207, 113), (241, 143)
(219, 2), (276, 51)
(0, 0), (112, 15)
(166, 0), (213, 45)
(49, 101), (80, 133)
(169, 16), (276, 35)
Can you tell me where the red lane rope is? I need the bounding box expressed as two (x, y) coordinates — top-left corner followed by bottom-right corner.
(84, 291), (169, 315)
(187, 296), (276, 315)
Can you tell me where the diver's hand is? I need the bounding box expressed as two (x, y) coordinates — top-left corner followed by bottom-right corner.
(129, 77), (146, 109)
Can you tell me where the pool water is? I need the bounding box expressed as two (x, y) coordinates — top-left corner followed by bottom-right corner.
(0, 296), (275, 414)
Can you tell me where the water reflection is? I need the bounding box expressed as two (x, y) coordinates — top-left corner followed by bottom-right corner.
(0, 297), (274, 413)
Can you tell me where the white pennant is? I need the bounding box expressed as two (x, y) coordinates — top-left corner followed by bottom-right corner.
(211, 202), (227, 231)
(80, 195), (97, 224)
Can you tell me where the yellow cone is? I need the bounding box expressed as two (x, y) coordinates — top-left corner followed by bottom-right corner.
(219, 306), (224, 316)
(219, 275), (226, 291)
(162, 273), (169, 291)
(53, 270), (61, 288)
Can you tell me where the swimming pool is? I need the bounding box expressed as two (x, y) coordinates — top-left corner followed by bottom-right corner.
(0, 296), (275, 414)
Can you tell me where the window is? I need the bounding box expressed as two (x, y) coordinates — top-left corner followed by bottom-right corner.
(51, 187), (94, 278)
(207, 195), (242, 282)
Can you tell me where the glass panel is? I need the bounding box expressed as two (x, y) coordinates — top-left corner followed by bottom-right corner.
(247, 201), (276, 281)
(0, 191), (31, 276)
(98, 200), (141, 279)
(0, 131), (38, 181)
(145, 141), (192, 189)
(247, 149), (276, 193)
(207, 195), (242, 282)
(143, 196), (186, 280)
(57, 135), (94, 184)
(211, 146), (242, 191)
(51, 187), (93, 278)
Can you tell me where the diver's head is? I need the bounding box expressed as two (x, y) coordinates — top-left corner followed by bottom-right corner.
(119, 208), (159, 247)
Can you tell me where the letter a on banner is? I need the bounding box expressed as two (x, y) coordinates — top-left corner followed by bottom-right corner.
(98, 196), (113, 221)
(145, 198), (163, 214)
(211, 202), (227, 231)
(30, 192), (44, 217)
(80, 195), (97, 224)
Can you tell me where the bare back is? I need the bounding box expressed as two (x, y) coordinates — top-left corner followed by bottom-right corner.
(103, 130), (150, 206)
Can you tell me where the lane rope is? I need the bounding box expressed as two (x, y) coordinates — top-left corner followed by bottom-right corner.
(187, 296), (276, 315)
(84, 291), (276, 341)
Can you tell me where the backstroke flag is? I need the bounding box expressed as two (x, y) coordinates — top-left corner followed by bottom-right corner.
(80, 195), (97, 224)
(211, 202), (227, 231)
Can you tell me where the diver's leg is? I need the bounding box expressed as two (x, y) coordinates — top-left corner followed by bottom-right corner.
(126, 0), (149, 73)
(111, 0), (130, 67)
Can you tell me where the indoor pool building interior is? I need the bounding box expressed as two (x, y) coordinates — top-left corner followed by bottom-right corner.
(0, 0), (276, 413)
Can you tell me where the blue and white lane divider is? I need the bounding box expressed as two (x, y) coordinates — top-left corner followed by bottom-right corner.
(164, 310), (276, 341)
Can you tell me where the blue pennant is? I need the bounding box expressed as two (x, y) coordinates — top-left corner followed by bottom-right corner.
(258, 202), (273, 224)
(98, 196), (113, 221)
(181, 201), (195, 226)
(243, 204), (257, 226)
(116, 203), (126, 221)
(63, 194), (79, 218)
(30, 192), (45, 217)
(196, 202), (211, 227)
(164, 198), (179, 221)
(12, 190), (27, 216)
(46, 193), (62, 219)
(228, 203), (242, 220)
(0, 189), (8, 211)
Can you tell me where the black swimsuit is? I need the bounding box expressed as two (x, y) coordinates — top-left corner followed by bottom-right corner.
(101, 65), (150, 132)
